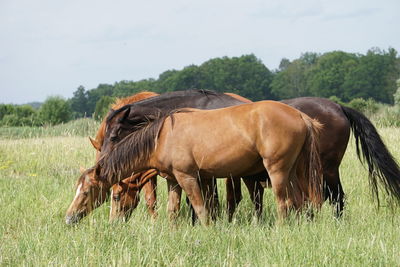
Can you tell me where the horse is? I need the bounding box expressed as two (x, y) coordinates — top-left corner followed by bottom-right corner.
(106, 95), (400, 222)
(226, 97), (400, 219)
(66, 92), (159, 224)
(66, 90), (249, 224)
(97, 100), (324, 224)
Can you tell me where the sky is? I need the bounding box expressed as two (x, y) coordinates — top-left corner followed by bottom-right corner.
(1, 0), (399, 104)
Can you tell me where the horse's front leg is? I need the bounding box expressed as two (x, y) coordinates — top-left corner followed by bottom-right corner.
(166, 179), (182, 221)
(142, 174), (158, 219)
(174, 171), (209, 226)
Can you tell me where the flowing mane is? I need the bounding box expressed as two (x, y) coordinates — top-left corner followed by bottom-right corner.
(98, 109), (171, 182)
(99, 107), (194, 182)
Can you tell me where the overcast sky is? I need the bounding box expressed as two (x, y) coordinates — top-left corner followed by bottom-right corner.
(1, 0), (399, 104)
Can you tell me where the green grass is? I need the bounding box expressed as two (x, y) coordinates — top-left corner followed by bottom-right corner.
(1, 127), (400, 266)
(0, 118), (100, 139)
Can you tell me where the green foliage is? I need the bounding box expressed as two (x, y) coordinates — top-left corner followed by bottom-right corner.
(0, 118), (99, 139)
(347, 98), (379, 114)
(85, 84), (114, 116)
(308, 51), (359, 99)
(328, 95), (345, 106)
(0, 104), (39, 127)
(69, 85), (89, 118)
(271, 58), (311, 99)
(37, 96), (72, 125)
(343, 48), (399, 103)
(94, 96), (116, 121)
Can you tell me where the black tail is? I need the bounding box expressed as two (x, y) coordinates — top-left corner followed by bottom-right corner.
(341, 105), (400, 205)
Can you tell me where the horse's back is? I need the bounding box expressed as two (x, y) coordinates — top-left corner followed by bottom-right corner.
(156, 100), (309, 177)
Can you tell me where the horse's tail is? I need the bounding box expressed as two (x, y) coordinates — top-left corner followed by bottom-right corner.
(341, 105), (400, 205)
(298, 114), (324, 207)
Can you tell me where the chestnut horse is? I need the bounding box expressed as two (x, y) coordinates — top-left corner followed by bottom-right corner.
(98, 101), (324, 224)
(66, 92), (159, 224)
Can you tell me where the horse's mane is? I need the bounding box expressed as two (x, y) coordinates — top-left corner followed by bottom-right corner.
(98, 108), (190, 182)
(106, 89), (220, 124)
(93, 92), (158, 147)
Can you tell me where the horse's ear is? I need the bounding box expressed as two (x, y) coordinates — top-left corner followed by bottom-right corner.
(79, 166), (86, 174)
(89, 137), (101, 151)
(122, 106), (131, 120)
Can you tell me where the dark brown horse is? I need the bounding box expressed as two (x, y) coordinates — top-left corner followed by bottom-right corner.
(226, 97), (400, 220)
(98, 101), (324, 224)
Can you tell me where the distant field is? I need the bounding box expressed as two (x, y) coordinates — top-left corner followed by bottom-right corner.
(1, 124), (400, 266)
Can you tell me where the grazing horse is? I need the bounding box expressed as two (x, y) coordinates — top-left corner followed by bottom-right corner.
(106, 94), (400, 222)
(66, 90), (247, 224)
(66, 92), (159, 225)
(98, 101), (324, 224)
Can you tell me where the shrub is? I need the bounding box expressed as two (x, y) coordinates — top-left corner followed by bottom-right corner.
(37, 96), (72, 125)
(347, 98), (379, 114)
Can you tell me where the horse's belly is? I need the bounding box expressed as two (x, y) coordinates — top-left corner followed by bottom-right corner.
(192, 146), (263, 177)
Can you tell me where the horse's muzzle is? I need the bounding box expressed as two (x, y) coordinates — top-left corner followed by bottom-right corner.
(65, 213), (84, 225)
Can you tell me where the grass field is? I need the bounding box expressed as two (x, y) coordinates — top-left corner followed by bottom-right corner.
(1, 123), (400, 266)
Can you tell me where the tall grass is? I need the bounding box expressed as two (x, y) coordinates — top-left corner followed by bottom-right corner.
(0, 118), (99, 139)
(1, 127), (400, 266)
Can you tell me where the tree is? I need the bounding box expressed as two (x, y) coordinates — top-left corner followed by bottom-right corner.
(343, 48), (399, 103)
(307, 51), (359, 100)
(271, 58), (311, 99)
(37, 96), (72, 125)
(94, 96), (116, 121)
(69, 85), (88, 118)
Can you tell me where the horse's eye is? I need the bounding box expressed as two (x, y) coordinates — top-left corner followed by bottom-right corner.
(82, 191), (89, 196)
(113, 195), (120, 201)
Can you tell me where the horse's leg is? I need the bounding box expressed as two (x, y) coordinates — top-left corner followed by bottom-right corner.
(225, 177), (242, 222)
(211, 177), (220, 219)
(263, 161), (296, 221)
(143, 175), (158, 218)
(167, 179), (182, 221)
(242, 176), (265, 220)
(199, 177), (218, 221)
(174, 171), (209, 225)
(323, 167), (345, 218)
(187, 177), (218, 224)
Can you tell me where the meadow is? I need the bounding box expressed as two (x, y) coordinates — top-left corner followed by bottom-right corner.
(1, 119), (400, 266)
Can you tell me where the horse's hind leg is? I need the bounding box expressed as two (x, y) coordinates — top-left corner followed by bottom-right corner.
(174, 171), (209, 225)
(323, 167), (345, 217)
(143, 175), (158, 218)
(167, 179), (182, 221)
(226, 177), (242, 222)
(264, 163), (298, 221)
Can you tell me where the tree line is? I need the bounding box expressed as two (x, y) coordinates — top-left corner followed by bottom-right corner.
(1, 48), (399, 126)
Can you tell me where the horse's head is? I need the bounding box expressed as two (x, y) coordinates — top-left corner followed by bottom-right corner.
(109, 180), (141, 222)
(65, 166), (110, 225)
(109, 169), (158, 222)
